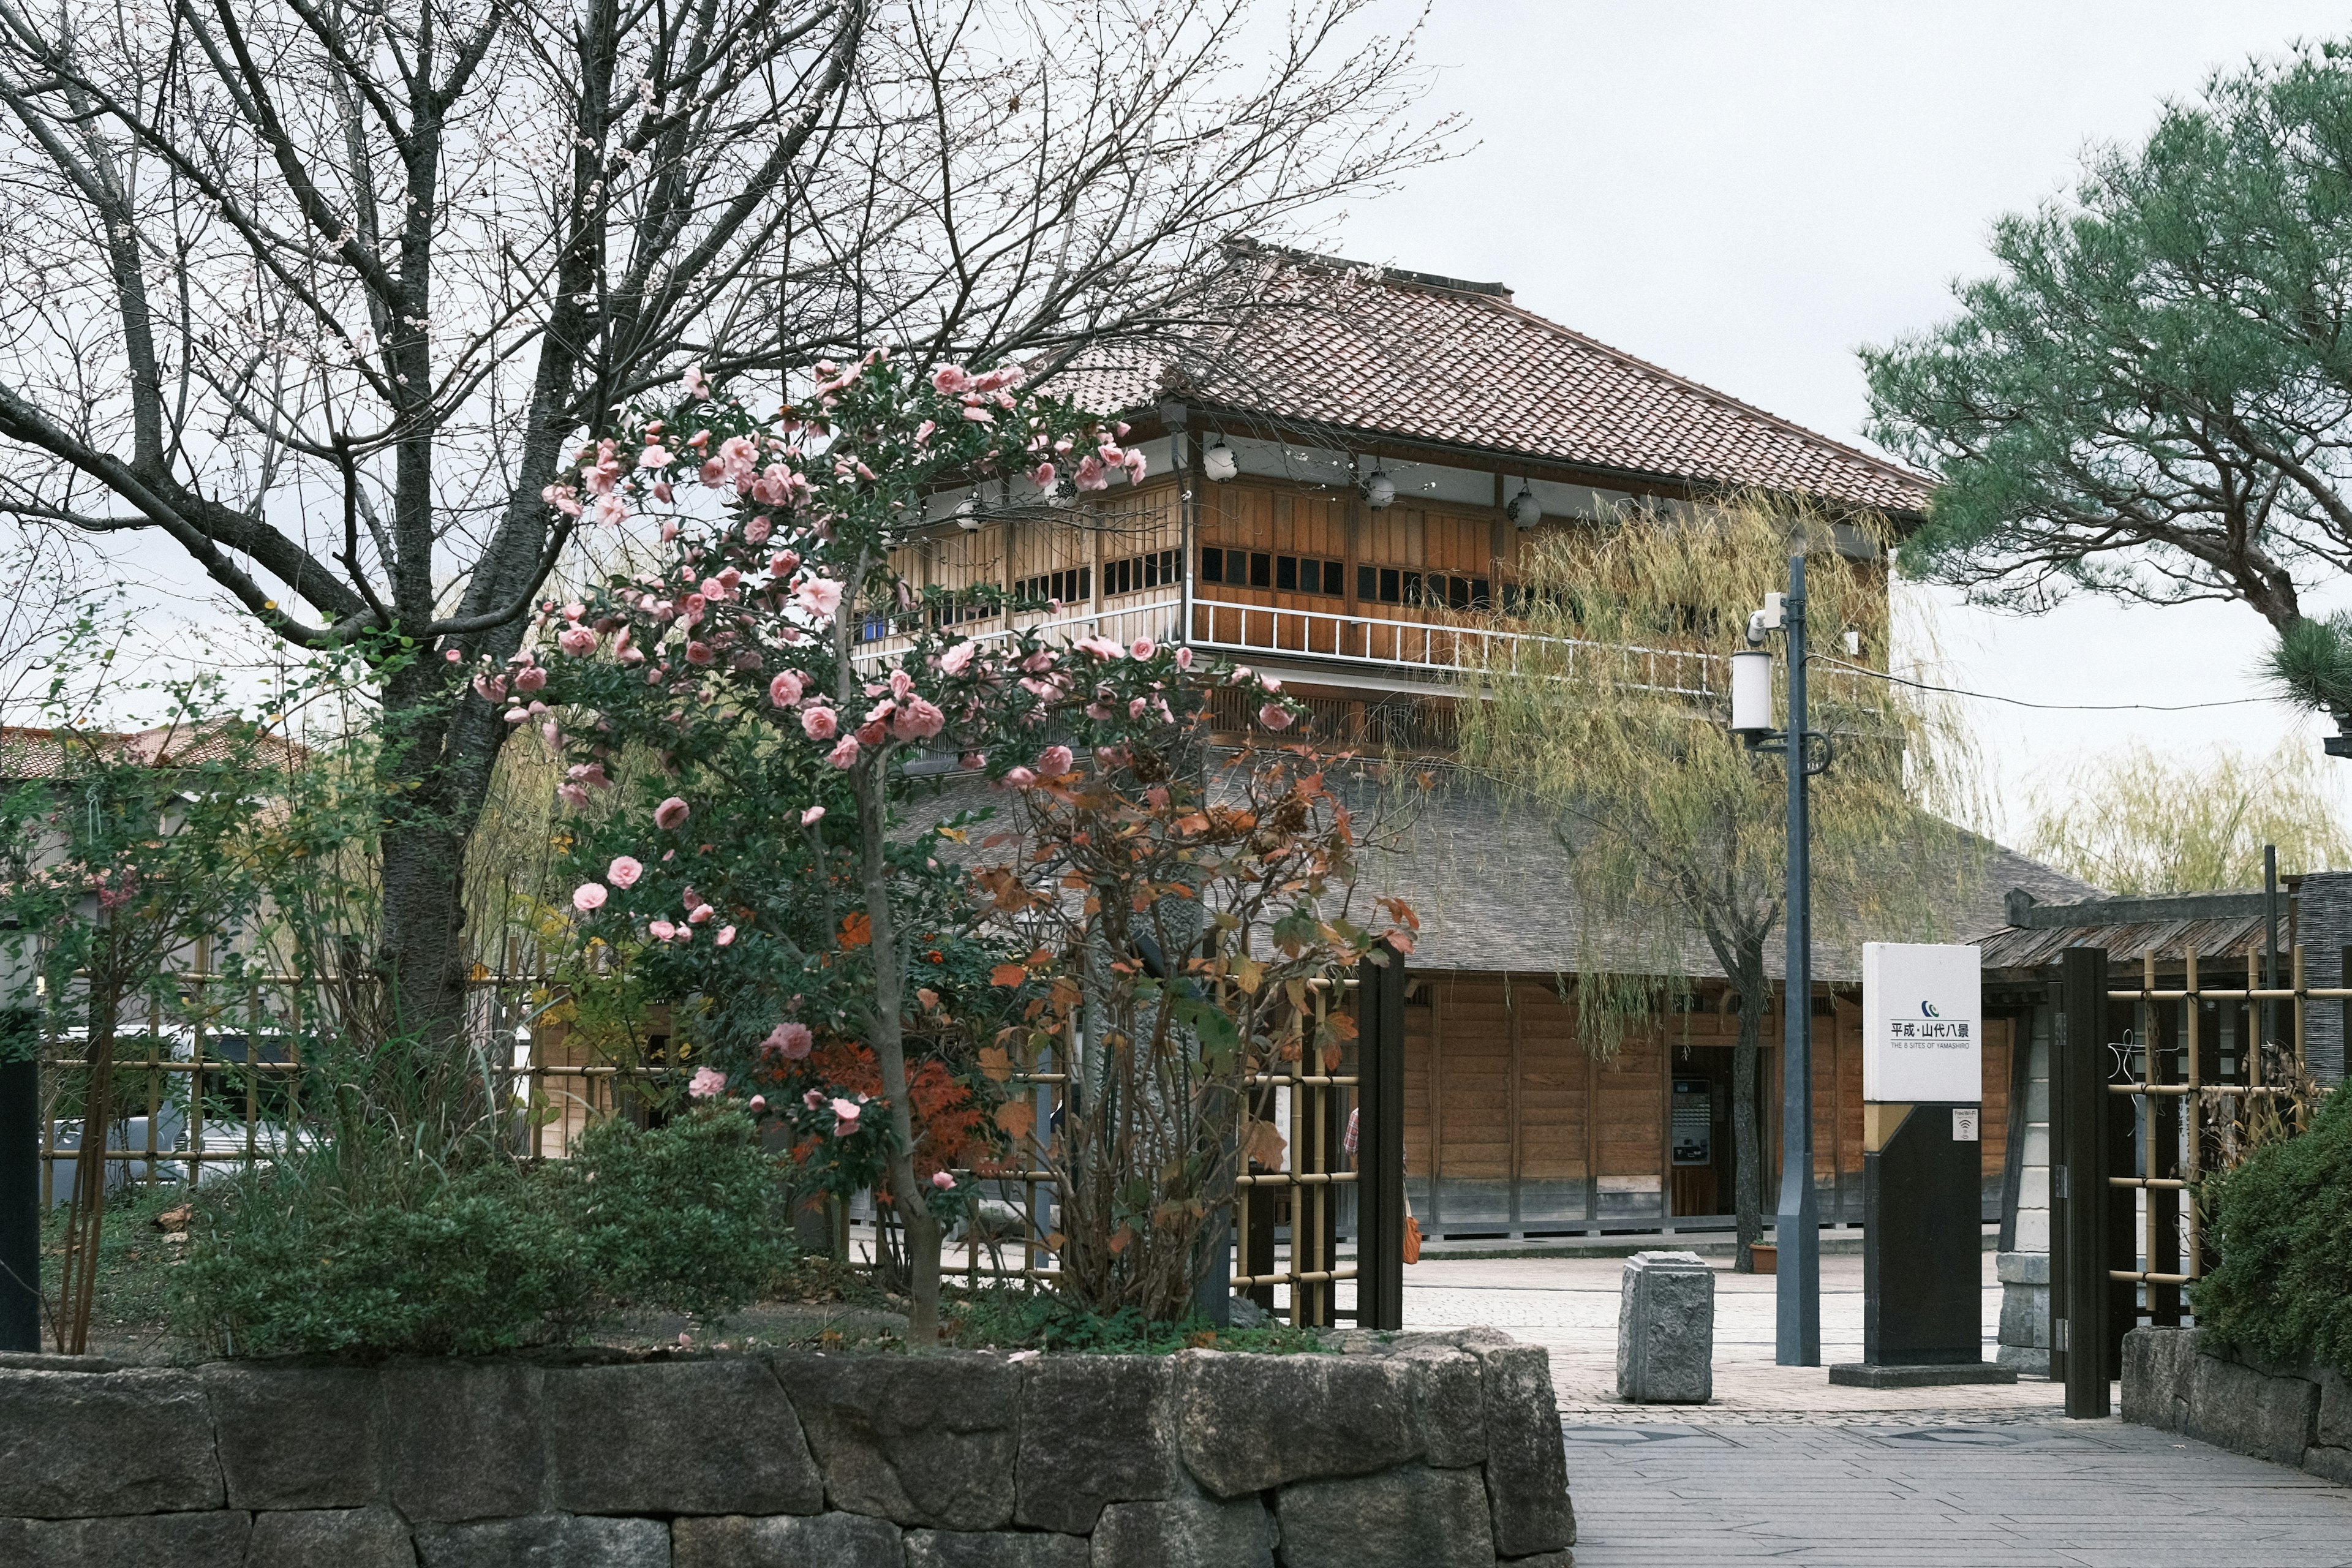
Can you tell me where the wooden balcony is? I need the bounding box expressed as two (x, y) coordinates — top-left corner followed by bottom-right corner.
(856, 590), (1730, 701)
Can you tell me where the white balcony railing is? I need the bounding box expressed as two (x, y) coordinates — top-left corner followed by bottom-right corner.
(854, 591), (1730, 700)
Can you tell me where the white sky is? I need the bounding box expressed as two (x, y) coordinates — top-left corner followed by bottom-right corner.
(1335, 0), (2352, 841)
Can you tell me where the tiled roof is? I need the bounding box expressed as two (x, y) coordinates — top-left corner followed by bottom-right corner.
(1057, 250), (1929, 514)
(0, 723), (311, 782)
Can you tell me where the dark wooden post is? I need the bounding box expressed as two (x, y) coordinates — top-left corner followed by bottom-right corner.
(0, 1012), (37, 1352)
(1355, 944), (1408, 1331)
(2057, 947), (2113, 1419)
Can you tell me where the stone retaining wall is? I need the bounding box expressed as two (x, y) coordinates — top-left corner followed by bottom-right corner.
(0, 1329), (1574, 1567)
(2120, 1327), (2352, 1486)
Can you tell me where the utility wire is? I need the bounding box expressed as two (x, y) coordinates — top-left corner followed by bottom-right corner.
(1809, 654), (2276, 714)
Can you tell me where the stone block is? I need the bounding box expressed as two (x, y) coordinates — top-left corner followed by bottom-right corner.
(2120, 1328), (2196, 1431)
(2187, 1346), (2320, 1466)
(903, 1528), (1091, 1568)
(0, 1510), (251, 1567)
(204, 1362), (384, 1510)
(673, 1512), (903, 1568)
(1997, 1283), (2049, 1350)
(246, 1507), (416, 1568)
(2024, 1079), (2050, 1121)
(1474, 1342), (1575, 1556)
(0, 1369), (222, 1517)
(547, 1359), (822, 1517)
(1089, 1490), (1276, 1568)
(1392, 1344), (1486, 1468)
(1995, 1344), (2051, 1378)
(2011, 1209), (2049, 1252)
(1615, 1251), (1713, 1404)
(778, 1351), (1019, 1529)
(1013, 1355), (1178, 1534)
(413, 1513), (669, 1568)
(2316, 1365), (2352, 1452)
(383, 1360), (546, 1523)
(2016, 1167), (2049, 1209)
(2304, 1444), (2352, 1486)
(1994, 1250), (2049, 1287)
(1274, 1464), (1495, 1568)
(2021, 1123), (2049, 1166)
(1174, 1351), (1419, 1498)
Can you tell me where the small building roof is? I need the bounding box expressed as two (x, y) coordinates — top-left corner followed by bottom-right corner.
(1346, 767), (2096, 984)
(0, 723), (311, 782)
(1058, 246), (1931, 516)
(1975, 889), (2281, 973)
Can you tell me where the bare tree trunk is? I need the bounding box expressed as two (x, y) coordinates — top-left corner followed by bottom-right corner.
(1729, 941), (1768, 1274)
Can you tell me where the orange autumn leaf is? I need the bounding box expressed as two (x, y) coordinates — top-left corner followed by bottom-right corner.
(839, 911), (872, 948)
(1107, 1226), (1134, 1256)
(989, 963), (1030, 989)
(1247, 1119), (1287, 1170)
(995, 1099), (1036, 1140)
(979, 1046), (1012, 1083)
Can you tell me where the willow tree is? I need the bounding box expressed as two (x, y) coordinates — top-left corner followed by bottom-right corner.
(1455, 499), (1979, 1268)
(2022, 739), (2350, 895)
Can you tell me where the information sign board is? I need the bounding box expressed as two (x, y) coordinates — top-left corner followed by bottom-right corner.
(1861, 942), (1983, 1103)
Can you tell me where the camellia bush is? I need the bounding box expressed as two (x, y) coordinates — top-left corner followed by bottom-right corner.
(524, 353), (1303, 1336)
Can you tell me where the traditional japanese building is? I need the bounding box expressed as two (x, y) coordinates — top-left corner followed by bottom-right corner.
(886, 246), (2092, 1240)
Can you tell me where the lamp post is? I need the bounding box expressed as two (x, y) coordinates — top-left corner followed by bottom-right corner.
(1729, 552), (1828, 1366)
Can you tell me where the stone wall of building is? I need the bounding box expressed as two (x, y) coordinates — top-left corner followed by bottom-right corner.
(0, 1332), (1575, 1567)
(1995, 1003), (2052, 1376)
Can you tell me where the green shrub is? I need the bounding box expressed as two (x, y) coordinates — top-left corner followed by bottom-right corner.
(549, 1111), (794, 1318)
(945, 1286), (1334, 1355)
(2195, 1086), (2352, 1376)
(175, 1110), (792, 1356)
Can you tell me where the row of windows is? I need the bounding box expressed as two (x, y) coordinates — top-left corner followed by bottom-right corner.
(1103, 548), (1182, 597)
(1200, 548), (1347, 595)
(1363, 567), (1493, 611)
(1011, 567), (1092, 605)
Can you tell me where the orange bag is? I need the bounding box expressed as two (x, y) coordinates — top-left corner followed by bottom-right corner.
(1403, 1213), (1423, 1265)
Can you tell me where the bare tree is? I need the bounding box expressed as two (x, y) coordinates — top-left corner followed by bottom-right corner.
(0, 0), (1442, 1041)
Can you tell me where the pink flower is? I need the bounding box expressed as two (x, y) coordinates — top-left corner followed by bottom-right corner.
(1259, 703), (1294, 731)
(931, 1170), (956, 1191)
(684, 640), (715, 666)
(1032, 461), (1057, 488)
(794, 576), (844, 619)
(748, 1095), (767, 1114)
(640, 443), (672, 469)
(959, 752), (986, 770)
(831, 1097), (863, 1134)
(682, 363), (711, 399)
(894, 698), (945, 741)
(801, 805), (826, 827)
(802, 706), (839, 741)
(1074, 455), (1108, 491)
(914, 419), (937, 445)
(1130, 638), (1156, 660)
(513, 666), (547, 693)
(1261, 674), (1283, 692)
(960, 404), (993, 424)
(557, 783), (589, 810)
(608, 855), (643, 888)
(827, 736), (862, 769)
(1004, 766), (1036, 788)
(688, 1066), (726, 1100)
(715, 924), (737, 946)
(1125, 450), (1148, 484)
(804, 1088), (826, 1109)
(939, 641), (977, 676)
(1174, 647), (1194, 671)
(655, 796), (691, 831)
(1074, 634), (1123, 660)
(932, 364), (972, 394)
(557, 627), (597, 656)
(649, 919), (677, 941)
(744, 514), (772, 545)
(769, 669), (806, 707)
(688, 903), (714, 924)
(763, 1022), (815, 1060)
(855, 720), (888, 748)
(1037, 745), (1074, 776)
(572, 882), (608, 913)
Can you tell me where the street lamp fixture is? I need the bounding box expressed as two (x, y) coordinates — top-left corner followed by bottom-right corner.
(1202, 440), (1238, 483)
(1732, 556), (1831, 1368)
(1505, 482), (1544, 528)
(1363, 466), (1396, 509)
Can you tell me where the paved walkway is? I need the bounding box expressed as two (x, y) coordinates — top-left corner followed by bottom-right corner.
(1400, 1251), (2352, 1564)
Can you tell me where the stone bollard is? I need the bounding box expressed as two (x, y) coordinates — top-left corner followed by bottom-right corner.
(1616, 1250), (1714, 1403)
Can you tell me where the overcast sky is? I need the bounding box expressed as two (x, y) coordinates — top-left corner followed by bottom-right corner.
(1336, 0), (2352, 841)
